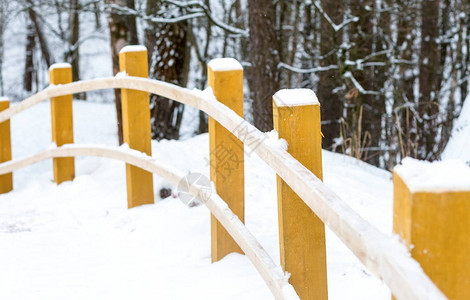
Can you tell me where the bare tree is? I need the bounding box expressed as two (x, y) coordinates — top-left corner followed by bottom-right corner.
(26, 1), (53, 68)
(23, 1), (53, 92)
(145, 0), (190, 140)
(68, 0), (80, 80)
(248, 0), (280, 132)
(24, 19), (36, 92)
(3, 0), (470, 168)
(0, 0), (12, 95)
(347, 0), (382, 165)
(105, 0), (139, 144)
(418, 0), (441, 160)
(67, 0), (85, 99)
(317, 0), (344, 149)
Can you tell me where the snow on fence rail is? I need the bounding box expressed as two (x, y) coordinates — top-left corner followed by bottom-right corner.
(0, 46), (458, 299)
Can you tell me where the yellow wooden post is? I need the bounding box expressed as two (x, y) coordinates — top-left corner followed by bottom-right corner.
(50, 63), (75, 184)
(273, 89), (328, 300)
(207, 58), (244, 262)
(0, 98), (13, 194)
(119, 45), (154, 208)
(393, 161), (470, 299)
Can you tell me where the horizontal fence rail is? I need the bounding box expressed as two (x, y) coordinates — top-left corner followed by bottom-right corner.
(0, 144), (299, 300)
(0, 76), (446, 299)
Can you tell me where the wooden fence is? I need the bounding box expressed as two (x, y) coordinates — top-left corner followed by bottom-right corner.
(0, 45), (466, 299)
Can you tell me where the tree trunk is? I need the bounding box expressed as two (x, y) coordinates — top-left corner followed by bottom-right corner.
(248, 0), (280, 132)
(375, 0), (393, 168)
(0, 0), (6, 95)
(126, 0), (138, 45)
(277, 0), (292, 87)
(69, 0), (79, 82)
(437, 0), (453, 153)
(197, 0), (211, 134)
(301, 2), (315, 87)
(68, 0), (84, 99)
(280, 0), (300, 88)
(418, 0), (440, 160)
(317, 0), (343, 149)
(27, 2), (52, 68)
(105, 0), (139, 144)
(93, 2), (101, 30)
(24, 21), (35, 92)
(393, 0), (419, 161)
(145, 0), (190, 140)
(348, 0), (380, 165)
(458, 1), (470, 110)
(186, 0), (211, 135)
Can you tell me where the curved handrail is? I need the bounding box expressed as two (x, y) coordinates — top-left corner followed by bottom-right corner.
(0, 144), (299, 300)
(0, 77), (202, 124)
(0, 77), (446, 299)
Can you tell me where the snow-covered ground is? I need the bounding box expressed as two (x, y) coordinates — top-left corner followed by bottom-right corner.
(442, 94), (470, 165)
(0, 100), (396, 299)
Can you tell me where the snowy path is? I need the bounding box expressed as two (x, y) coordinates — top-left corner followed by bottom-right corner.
(0, 101), (391, 299)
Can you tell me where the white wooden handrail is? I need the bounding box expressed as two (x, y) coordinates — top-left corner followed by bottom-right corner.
(0, 77), (446, 299)
(0, 77), (202, 124)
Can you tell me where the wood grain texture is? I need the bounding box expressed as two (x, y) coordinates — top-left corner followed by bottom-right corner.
(274, 99), (327, 300)
(394, 172), (470, 299)
(393, 173), (412, 247)
(0, 75), (446, 300)
(49, 65), (75, 184)
(0, 99), (12, 193)
(119, 48), (154, 208)
(208, 63), (245, 262)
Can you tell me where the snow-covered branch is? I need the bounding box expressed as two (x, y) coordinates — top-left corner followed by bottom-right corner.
(312, 0), (359, 32)
(345, 60), (387, 68)
(278, 62), (339, 74)
(362, 62), (387, 67)
(105, 1), (247, 37)
(438, 75), (470, 95)
(280, 50), (389, 75)
(390, 58), (415, 65)
(146, 12), (206, 24)
(394, 102), (423, 123)
(343, 71), (381, 95)
(164, 0), (248, 37)
(69, 32), (109, 52)
(106, 4), (205, 24)
(361, 49), (391, 62)
(345, 50), (390, 69)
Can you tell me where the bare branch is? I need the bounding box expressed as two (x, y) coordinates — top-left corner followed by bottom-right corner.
(312, 0), (358, 32)
(105, 1), (248, 37)
(106, 3), (205, 24)
(343, 71), (381, 95)
(164, 0), (248, 36)
(278, 62), (339, 74)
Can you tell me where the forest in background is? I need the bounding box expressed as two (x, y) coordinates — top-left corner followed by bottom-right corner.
(0, 0), (469, 169)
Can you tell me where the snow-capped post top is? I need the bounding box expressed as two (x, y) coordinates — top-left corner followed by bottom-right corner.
(394, 157), (470, 192)
(49, 63), (72, 71)
(119, 45), (147, 54)
(207, 58), (243, 72)
(0, 97), (9, 103)
(273, 89), (319, 107)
